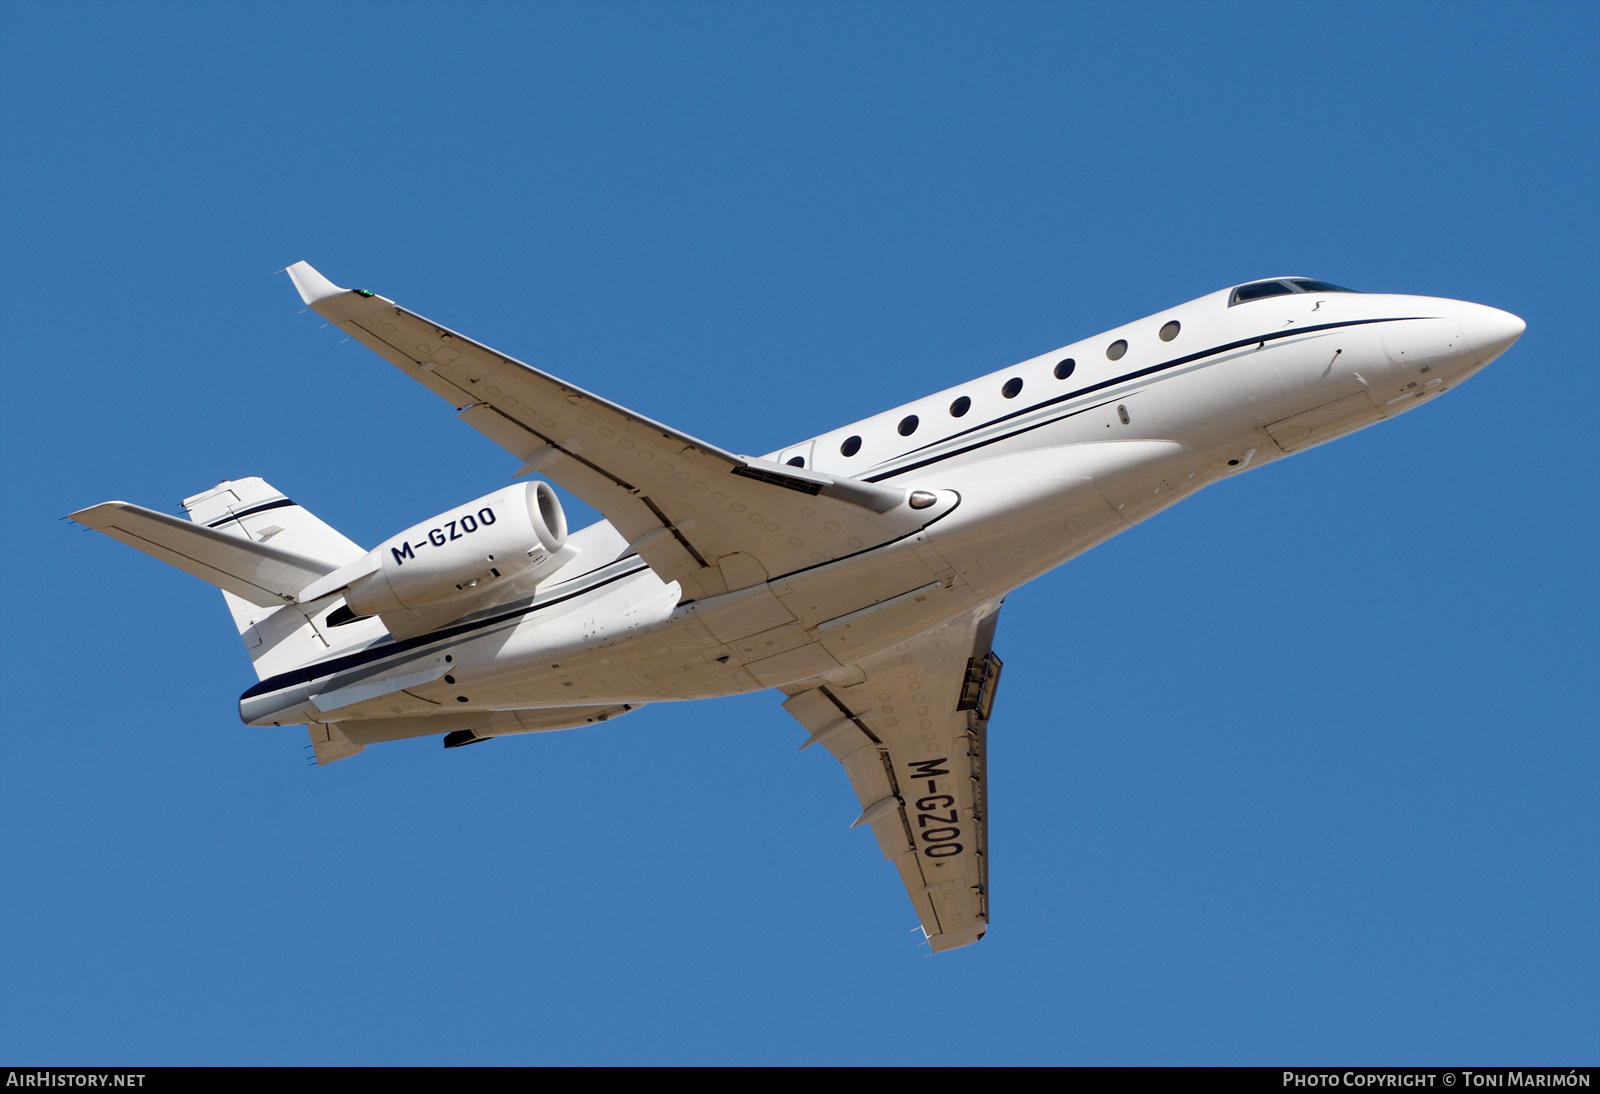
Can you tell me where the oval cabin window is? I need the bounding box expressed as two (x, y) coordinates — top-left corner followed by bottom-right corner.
(1002, 377), (1023, 399)
(1107, 339), (1128, 361)
(898, 415), (919, 437)
(949, 396), (971, 417)
(840, 435), (862, 457)
(1159, 320), (1180, 342)
(1054, 358), (1076, 380)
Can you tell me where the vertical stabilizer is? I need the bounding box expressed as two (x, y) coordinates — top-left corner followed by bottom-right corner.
(181, 478), (385, 680)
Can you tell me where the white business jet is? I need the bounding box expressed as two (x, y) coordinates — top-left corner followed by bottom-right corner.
(71, 265), (1523, 952)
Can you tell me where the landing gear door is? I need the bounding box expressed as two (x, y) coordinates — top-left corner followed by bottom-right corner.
(778, 440), (815, 469)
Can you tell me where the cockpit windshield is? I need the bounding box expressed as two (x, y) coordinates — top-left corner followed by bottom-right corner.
(1287, 278), (1357, 294)
(1229, 278), (1360, 306)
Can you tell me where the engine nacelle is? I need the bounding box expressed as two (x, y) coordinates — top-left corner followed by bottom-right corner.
(347, 481), (568, 615)
(298, 481), (570, 623)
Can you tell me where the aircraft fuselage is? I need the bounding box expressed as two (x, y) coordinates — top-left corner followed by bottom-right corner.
(238, 280), (1522, 735)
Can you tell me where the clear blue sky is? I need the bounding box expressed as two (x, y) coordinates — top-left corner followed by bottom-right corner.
(2, 0), (1595, 1065)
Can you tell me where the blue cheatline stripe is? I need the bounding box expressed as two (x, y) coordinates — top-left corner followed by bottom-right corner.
(861, 316), (1426, 483)
(239, 561), (651, 702)
(206, 497), (296, 527)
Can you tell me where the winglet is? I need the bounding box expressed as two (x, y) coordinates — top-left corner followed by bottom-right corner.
(285, 261), (347, 306)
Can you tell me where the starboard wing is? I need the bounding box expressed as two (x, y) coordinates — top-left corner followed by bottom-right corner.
(286, 262), (928, 602)
(780, 602), (1004, 952)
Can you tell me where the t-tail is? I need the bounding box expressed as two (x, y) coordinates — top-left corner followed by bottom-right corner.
(70, 475), (610, 766)
(69, 477), (381, 683)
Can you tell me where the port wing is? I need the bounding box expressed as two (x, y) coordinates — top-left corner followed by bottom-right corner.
(287, 262), (931, 602)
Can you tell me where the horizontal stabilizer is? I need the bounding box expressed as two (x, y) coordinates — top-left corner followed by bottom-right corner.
(70, 501), (338, 607)
(308, 722), (365, 765)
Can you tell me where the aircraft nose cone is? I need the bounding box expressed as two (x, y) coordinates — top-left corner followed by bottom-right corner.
(1458, 303), (1526, 364)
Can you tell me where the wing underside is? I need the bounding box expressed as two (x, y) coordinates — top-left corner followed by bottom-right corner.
(781, 603), (1004, 952)
(286, 262), (929, 602)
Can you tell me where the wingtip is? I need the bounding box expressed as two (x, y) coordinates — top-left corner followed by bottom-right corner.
(65, 501), (120, 527)
(285, 260), (347, 306)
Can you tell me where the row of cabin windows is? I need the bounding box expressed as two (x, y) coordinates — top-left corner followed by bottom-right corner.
(833, 280), (1357, 459)
(836, 319), (1187, 456)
